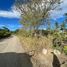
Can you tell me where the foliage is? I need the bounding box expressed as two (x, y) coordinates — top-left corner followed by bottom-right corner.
(17, 29), (31, 37)
(63, 46), (67, 55)
(55, 22), (59, 30)
(15, 0), (67, 55)
(0, 27), (11, 39)
(11, 29), (19, 34)
(52, 30), (67, 53)
(60, 22), (66, 31)
(52, 32), (62, 46)
(15, 0), (60, 36)
(41, 30), (51, 36)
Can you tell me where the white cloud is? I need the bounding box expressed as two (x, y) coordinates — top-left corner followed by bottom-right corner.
(50, 0), (67, 20)
(0, 0), (66, 19)
(0, 7), (21, 18)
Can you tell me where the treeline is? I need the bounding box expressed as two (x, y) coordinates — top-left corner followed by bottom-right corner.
(0, 27), (11, 39)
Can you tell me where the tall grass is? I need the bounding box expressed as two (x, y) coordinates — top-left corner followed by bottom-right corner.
(18, 34), (53, 52)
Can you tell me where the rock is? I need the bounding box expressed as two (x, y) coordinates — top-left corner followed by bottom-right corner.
(54, 49), (61, 55)
(42, 48), (48, 55)
(28, 50), (35, 56)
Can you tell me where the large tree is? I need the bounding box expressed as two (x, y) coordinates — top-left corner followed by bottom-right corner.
(64, 13), (67, 31)
(15, 0), (60, 35)
(60, 22), (66, 32)
(55, 22), (59, 31)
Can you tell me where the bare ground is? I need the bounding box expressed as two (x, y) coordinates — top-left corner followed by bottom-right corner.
(0, 35), (25, 53)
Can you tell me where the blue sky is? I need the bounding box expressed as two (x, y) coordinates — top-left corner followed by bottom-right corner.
(0, 0), (67, 31)
(0, 0), (14, 10)
(0, 0), (21, 31)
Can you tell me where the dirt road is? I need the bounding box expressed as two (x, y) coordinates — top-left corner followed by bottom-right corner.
(0, 35), (25, 53)
(0, 35), (33, 67)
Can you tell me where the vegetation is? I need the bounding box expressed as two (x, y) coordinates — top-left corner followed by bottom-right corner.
(15, 0), (60, 36)
(0, 27), (11, 39)
(16, 21), (67, 55)
(63, 46), (67, 55)
(15, 0), (67, 55)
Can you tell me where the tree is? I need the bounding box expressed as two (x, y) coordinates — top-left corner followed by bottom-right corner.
(0, 27), (11, 39)
(60, 22), (66, 32)
(15, 0), (60, 36)
(47, 19), (51, 31)
(64, 13), (67, 31)
(55, 22), (59, 31)
(64, 13), (67, 24)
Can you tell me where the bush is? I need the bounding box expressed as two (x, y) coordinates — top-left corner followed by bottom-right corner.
(63, 46), (67, 55)
(0, 27), (11, 39)
(52, 32), (63, 52)
(52, 31), (67, 46)
(52, 32), (62, 47)
(17, 29), (31, 37)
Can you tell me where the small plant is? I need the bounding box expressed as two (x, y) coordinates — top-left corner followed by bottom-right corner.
(63, 46), (67, 55)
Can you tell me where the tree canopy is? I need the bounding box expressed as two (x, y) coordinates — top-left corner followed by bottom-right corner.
(15, 0), (61, 35)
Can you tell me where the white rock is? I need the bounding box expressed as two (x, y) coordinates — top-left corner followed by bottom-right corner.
(42, 48), (48, 55)
(54, 49), (61, 55)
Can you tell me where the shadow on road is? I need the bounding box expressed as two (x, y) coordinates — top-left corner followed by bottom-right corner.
(0, 52), (33, 67)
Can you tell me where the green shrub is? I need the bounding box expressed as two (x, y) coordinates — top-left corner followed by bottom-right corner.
(63, 46), (67, 55)
(0, 27), (11, 39)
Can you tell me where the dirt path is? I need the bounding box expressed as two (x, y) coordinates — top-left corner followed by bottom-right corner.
(0, 35), (25, 53)
(0, 35), (33, 67)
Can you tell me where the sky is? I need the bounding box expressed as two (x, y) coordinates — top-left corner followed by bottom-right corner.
(0, 0), (21, 31)
(0, 0), (67, 31)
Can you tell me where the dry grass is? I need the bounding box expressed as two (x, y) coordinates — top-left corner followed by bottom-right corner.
(18, 35), (53, 52)
(17, 34), (67, 67)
